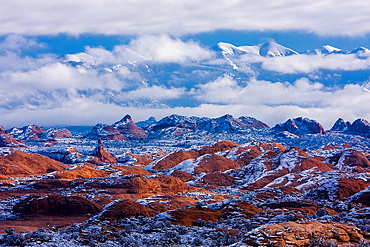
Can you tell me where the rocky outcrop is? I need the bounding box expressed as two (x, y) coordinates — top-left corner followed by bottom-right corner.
(147, 114), (269, 137)
(87, 139), (117, 165)
(98, 199), (157, 220)
(348, 118), (370, 136)
(151, 150), (200, 171)
(272, 117), (326, 135)
(83, 175), (189, 199)
(13, 195), (102, 215)
(52, 147), (83, 164)
(329, 150), (370, 172)
(169, 208), (223, 226)
(306, 174), (369, 201)
(330, 118), (351, 131)
(112, 115), (148, 139)
(202, 172), (236, 187)
(348, 186), (370, 206)
(54, 164), (115, 180)
(0, 125), (25, 147)
(8, 124), (45, 141)
(150, 140), (237, 171)
(170, 170), (194, 182)
(198, 140), (237, 155)
(243, 221), (365, 246)
(193, 154), (240, 175)
(41, 128), (72, 139)
(330, 118), (370, 137)
(86, 115), (147, 140)
(0, 150), (69, 179)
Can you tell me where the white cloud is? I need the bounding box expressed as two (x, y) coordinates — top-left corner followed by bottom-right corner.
(121, 85), (185, 101)
(1, 1), (370, 36)
(73, 35), (215, 64)
(258, 54), (370, 74)
(0, 34), (44, 53)
(0, 36), (370, 129)
(194, 75), (370, 128)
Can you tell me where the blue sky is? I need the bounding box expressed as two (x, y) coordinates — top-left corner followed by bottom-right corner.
(1, 1), (370, 128)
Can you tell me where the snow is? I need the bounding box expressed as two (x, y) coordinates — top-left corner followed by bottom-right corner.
(167, 158), (199, 175)
(277, 148), (300, 172)
(0, 148), (12, 157)
(259, 41), (298, 57)
(322, 45), (342, 53)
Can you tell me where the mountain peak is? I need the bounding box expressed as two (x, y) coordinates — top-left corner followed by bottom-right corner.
(273, 117), (326, 135)
(259, 41), (298, 57)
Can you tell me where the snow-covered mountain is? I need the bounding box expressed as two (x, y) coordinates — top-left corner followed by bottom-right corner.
(217, 41), (298, 57)
(62, 41), (370, 110)
(303, 45), (346, 55)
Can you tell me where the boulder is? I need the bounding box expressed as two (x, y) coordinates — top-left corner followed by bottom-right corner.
(243, 221), (365, 246)
(13, 195), (102, 215)
(98, 199), (156, 220)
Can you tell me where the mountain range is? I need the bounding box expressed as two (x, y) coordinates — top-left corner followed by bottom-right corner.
(64, 41), (370, 109)
(1, 114), (369, 148)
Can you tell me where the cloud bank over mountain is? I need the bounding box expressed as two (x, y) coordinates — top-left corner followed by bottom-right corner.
(0, 35), (370, 128)
(1, 1), (370, 36)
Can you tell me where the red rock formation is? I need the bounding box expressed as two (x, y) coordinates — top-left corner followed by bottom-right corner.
(152, 150), (200, 171)
(152, 140), (240, 171)
(222, 201), (262, 219)
(112, 115), (148, 140)
(193, 154), (240, 175)
(249, 147), (332, 190)
(98, 199), (156, 220)
(244, 221), (365, 246)
(273, 117), (326, 135)
(198, 140), (238, 155)
(234, 141), (286, 166)
(0, 125), (25, 147)
(54, 164), (115, 180)
(42, 128), (72, 139)
(13, 195), (102, 215)
(169, 208), (223, 226)
(0, 150), (69, 179)
(170, 170), (194, 182)
(85, 175), (189, 200)
(88, 139), (117, 165)
(336, 177), (369, 200)
(329, 150), (370, 170)
(202, 172), (236, 187)
(110, 165), (153, 176)
(9, 124), (46, 141)
(87, 115), (148, 140)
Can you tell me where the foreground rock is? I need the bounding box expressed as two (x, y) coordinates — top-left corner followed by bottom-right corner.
(0, 150), (69, 179)
(244, 221), (365, 246)
(13, 195), (102, 215)
(98, 199), (156, 220)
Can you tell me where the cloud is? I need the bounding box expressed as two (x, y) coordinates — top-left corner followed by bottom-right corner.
(258, 54), (370, 74)
(69, 35), (214, 64)
(194, 75), (370, 128)
(0, 34), (44, 53)
(1, 1), (370, 36)
(120, 85), (185, 101)
(0, 35), (370, 129)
